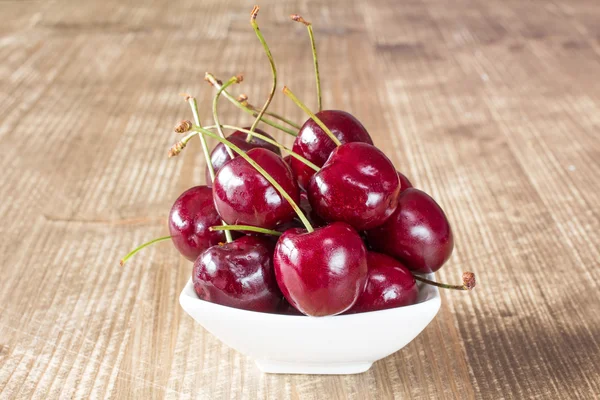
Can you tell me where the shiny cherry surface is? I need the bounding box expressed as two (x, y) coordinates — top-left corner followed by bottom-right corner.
(168, 186), (225, 262)
(205, 128), (280, 184)
(192, 236), (282, 312)
(366, 188), (454, 273)
(291, 110), (373, 189)
(273, 222), (368, 316)
(213, 148), (300, 229)
(349, 252), (418, 313)
(307, 142), (400, 230)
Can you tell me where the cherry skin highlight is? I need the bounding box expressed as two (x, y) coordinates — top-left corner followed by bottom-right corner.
(273, 222), (368, 316)
(192, 236), (282, 312)
(291, 110), (373, 189)
(205, 128), (281, 184)
(168, 186), (225, 262)
(212, 148), (300, 229)
(348, 252), (419, 313)
(307, 142), (400, 230)
(366, 188), (454, 274)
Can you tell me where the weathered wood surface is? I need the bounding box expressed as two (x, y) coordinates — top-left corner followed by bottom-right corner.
(1, 0), (599, 398)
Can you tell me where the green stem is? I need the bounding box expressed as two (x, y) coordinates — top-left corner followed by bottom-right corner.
(413, 274), (472, 291)
(282, 86), (341, 146)
(200, 125), (320, 172)
(249, 5), (277, 141)
(120, 236), (171, 266)
(210, 225), (282, 236)
(187, 96), (233, 243)
(308, 24), (322, 112)
(247, 103), (301, 129)
(213, 76), (242, 159)
(291, 15), (322, 111)
(205, 73), (298, 137)
(195, 126), (314, 233)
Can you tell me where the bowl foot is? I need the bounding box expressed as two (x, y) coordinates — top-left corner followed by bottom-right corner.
(255, 360), (373, 375)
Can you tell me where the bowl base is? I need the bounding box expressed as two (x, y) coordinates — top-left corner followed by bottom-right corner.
(255, 360), (373, 375)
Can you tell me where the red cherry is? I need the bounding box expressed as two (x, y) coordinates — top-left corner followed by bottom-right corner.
(277, 299), (303, 315)
(213, 148), (300, 229)
(307, 142), (400, 230)
(273, 222), (368, 316)
(349, 252), (418, 313)
(168, 186), (225, 262)
(205, 128), (281, 184)
(290, 110), (373, 189)
(366, 188), (454, 273)
(398, 171), (413, 192)
(192, 236), (282, 312)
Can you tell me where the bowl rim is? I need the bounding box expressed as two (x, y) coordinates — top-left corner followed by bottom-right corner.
(179, 273), (440, 319)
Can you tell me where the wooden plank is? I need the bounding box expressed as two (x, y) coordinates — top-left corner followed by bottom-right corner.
(1, 0), (599, 398)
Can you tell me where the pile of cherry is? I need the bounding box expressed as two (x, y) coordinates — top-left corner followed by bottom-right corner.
(122, 7), (475, 317)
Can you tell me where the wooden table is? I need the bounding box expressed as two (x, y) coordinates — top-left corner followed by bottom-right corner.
(1, 0), (599, 398)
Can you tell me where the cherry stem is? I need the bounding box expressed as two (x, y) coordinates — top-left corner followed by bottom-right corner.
(185, 95), (233, 243)
(282, 86), (341, 146)
(249, 5), (276, 141)
(291, 14), (322, 112)
(209, 225), (282, 236)
(185, 97), (213, 178)
(413, 271), (476, 291)
(241, 96), (301, 129)
(199, 124), (320, 172)
(212, 75), (243, 159)
(205, 73), (297, 137)
(120, 236), (171, 266)
(195, 126), (314, 233)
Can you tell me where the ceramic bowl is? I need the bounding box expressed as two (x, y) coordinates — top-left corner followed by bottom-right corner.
(179, 274), (440, 375)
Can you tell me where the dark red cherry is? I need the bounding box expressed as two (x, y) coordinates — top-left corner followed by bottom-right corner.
(299, 191), (326, 228)
(273, 222), (368, 316)
(213, 148), (300, 229)
(283, 154), (293, 168)
(192, 236), (282, 312)
(366, 188), (453, 273)
(398, 171), (413, 192)
(277, 299), (303, 315)
(349, 252), (418, 313)
(290, 110), (373, 189)
(307, 142), (400, 230)
(168, 186), (225, 262)
(205, 128), (280, 184)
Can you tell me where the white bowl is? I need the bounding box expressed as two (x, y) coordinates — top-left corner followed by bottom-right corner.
(179, 274), (440, 375)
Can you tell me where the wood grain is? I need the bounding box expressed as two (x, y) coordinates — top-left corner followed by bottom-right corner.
(1, 0), (599, 398)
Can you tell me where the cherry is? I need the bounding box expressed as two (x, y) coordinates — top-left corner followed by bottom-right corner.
(277, 299), (303, 315)
(283, 154), (292, 167)
(290, 110), (373, 189)
(168, 186), (225, 262)
(213, 147), (300, 229)
(348, 252), (418, 313)
(398, 171), (413, 192)
(205, 128), (281, 184)
(299, 191), (326, 228)
(366, 188), (454, 274)
(273, 222), (368, 316)
(193, 236), (282, 312)
(283, 154), (295, 181)
(307, 142), (400, 230)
